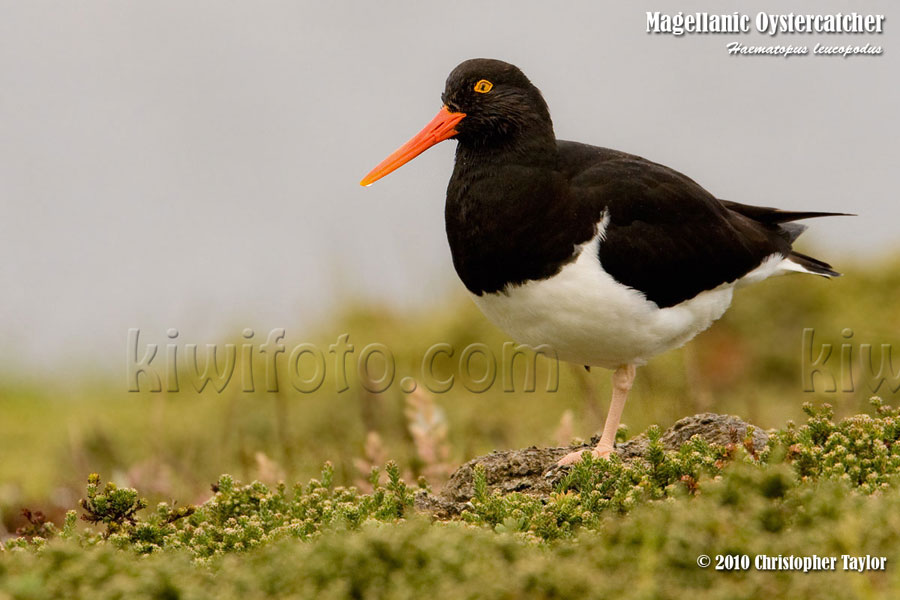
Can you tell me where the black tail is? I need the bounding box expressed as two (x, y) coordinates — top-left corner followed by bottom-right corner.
(719, 199), (853, 224)
(719, 199), (850, 278)
(788, 251), (841, 278)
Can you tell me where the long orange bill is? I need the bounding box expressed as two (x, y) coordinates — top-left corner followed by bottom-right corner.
(360, 106), (466, 186)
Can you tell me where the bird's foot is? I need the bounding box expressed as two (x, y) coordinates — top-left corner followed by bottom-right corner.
(556, 444), (614, 467)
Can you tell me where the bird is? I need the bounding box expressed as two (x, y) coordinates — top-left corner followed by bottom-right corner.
(360, 58), (844, 466)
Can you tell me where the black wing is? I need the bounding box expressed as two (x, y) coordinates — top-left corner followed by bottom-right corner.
(558, 141), (839, 308)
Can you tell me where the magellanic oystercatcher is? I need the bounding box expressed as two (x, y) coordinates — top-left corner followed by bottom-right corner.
(361, 58), (846, 466)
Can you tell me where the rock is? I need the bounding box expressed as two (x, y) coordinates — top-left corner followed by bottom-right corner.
(414, 413), (768, 518)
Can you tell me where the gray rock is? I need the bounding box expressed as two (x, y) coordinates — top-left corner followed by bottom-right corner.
(415, 413), (768, 518)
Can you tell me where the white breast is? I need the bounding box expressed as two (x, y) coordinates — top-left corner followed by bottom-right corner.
(470, 225), (743, 369)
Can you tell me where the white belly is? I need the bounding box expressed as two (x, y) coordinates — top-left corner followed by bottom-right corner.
(470, 232), (737, 369)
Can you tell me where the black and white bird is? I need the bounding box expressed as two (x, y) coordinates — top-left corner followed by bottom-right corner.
(361, 58), (843, 466)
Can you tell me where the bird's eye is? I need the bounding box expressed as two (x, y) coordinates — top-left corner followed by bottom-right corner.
(473, 79), (493, 94)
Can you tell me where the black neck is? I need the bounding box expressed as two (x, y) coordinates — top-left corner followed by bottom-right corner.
(444, 128), (594, 296)
(453, 101), (557, 165)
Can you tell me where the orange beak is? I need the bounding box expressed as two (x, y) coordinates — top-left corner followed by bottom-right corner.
(360, 106), (466, 186)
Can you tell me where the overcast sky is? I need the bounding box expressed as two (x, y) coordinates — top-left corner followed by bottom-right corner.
(2, 1), (897, 375)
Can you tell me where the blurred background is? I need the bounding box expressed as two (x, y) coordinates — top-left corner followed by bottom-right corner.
(1, 1), (898, 534)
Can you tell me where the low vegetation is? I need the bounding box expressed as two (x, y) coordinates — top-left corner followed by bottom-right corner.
(2, 400), (900, 597)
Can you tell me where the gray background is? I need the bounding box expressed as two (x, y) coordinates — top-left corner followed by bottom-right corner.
(2, 1), (897, 375)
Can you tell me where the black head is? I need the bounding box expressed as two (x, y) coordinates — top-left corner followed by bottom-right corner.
(441, 58), (553, 147)
(360, 58), (554, 186)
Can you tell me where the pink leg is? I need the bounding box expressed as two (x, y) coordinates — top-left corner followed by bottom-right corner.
(557, 364), (637, 466)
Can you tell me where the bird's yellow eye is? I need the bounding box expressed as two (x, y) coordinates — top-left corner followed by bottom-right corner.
(473, 79), (493, 94)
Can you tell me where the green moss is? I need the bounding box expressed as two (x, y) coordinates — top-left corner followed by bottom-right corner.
(5, 401), (900, 569)
(2, 465), (900, 599)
